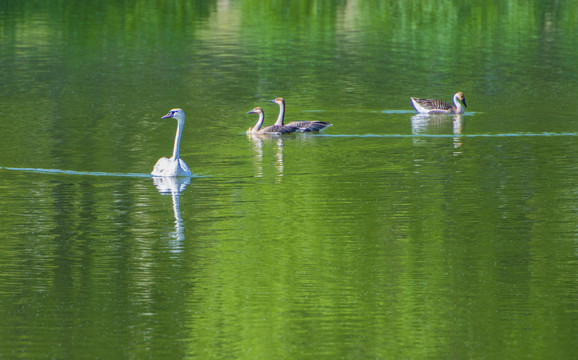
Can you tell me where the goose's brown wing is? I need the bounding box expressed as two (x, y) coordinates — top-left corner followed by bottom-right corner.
(260, 125), (298, 134)
(286, 121), (332, 132)
(413, 98), (452, 110)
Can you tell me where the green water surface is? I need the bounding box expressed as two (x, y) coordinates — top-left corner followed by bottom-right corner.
(1, 1), (577, 359)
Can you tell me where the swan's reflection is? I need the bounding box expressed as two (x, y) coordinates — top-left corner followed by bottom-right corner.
(248, 133), (285, 181)
(411, 114), (464, 151)
(152, 176), (191, 254)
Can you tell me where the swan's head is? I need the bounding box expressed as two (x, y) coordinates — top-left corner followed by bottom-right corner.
(455, 92), (467, 108)
(162, 108), (185, 121)
(269, 97), (285, 105)
(247, 107), (263, 115)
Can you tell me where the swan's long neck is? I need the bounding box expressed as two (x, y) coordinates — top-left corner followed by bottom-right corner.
(172, 118), (184, 160)
(274, 102), (285, 126)
(253, 112), (265, 133)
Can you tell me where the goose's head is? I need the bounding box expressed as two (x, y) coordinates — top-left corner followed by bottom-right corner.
(162, 108), (185, 121)
(269, 97), (285, 105)
(455, 92), (467, 108)
(247, 107), (263, 115)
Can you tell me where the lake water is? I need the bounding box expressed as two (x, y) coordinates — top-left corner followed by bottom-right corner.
(1, 1), (577, 358)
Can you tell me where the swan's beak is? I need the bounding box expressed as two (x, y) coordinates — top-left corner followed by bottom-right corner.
(462, 98), (467, 108)
(246, 110), (255, 114)
(161, 112), (174, 119)
(268, 99), (276, 103)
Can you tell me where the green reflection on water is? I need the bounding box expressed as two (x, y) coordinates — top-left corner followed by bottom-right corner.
(0, 0), (577, 359)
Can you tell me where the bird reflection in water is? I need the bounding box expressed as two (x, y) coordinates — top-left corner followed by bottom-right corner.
(248, 133), (285, 181)
(152, 176), (191, 254)
(411, 114), (464, 151)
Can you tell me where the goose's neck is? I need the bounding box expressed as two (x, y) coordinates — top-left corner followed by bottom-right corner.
(274, 102), (285, 126)
(252, 112), (265, 133)
(172, 118), (185, 160)
(453, 95), (464, 114)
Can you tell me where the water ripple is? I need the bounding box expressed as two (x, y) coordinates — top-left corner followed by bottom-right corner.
(0, 167), (153, 178)
(0, 167), (211, 180)
(320, 132), (578, 138)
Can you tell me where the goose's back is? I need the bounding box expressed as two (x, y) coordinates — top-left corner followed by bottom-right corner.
(287, 120), (332, 132)
(412, 98), (452, 111)
(259, 125), (299, 134)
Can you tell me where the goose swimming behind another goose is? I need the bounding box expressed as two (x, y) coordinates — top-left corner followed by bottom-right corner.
(410, 92), (467, 114)
(269, 97), (332, 132)
(151, 108), (192, 177)
(246, 107), (298, 135)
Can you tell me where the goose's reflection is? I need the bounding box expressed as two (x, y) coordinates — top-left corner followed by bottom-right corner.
(411, 114), (464, 151)
(152, 176), (191, 253)
(248, 133), (285, 181)
(274, 138), (284, 180)
(452, 114), (464, 151)
(249, 133), (264, 177)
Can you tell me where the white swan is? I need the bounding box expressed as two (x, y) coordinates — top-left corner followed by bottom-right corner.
(151, 108), (192, 177)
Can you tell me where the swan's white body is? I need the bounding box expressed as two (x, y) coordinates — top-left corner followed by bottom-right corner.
(152, 157), (191, 177)
(410, 92), (467, 114)
(151, 108), (192, 177)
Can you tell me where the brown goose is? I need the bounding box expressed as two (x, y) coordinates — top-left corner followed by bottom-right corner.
(410, 92), (467, 114)
(246, 107), (298, 135)
(269, 97), (332, 132)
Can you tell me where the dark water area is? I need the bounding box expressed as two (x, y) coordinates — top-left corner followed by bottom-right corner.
(1, 1), (577, 358)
